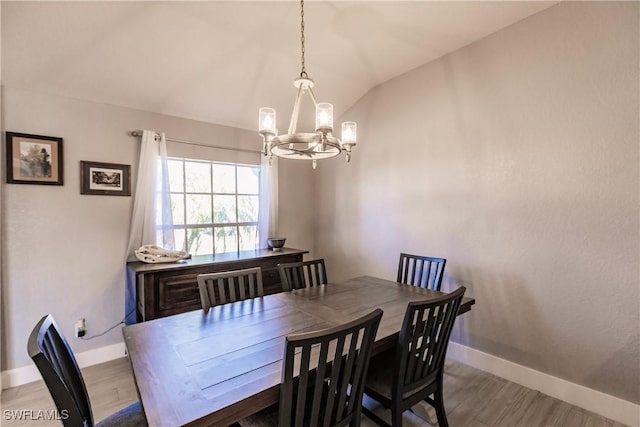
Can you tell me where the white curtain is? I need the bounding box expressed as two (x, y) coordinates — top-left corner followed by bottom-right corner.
(258, 155), (278, 248)
(125, 131), (174, 256)
(125, 130), (174, 323)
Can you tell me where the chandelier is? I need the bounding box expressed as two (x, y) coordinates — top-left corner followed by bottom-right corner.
(258, 0), (357, 169)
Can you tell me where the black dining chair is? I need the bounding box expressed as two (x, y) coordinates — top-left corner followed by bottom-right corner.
(397, 253), (446, 291)
(28, 314), (147, 427)
(278, 259), (328, 291)
(197, 267), (264, 313)
(362, 287), (466, 427)
(240, 309), (383, 427)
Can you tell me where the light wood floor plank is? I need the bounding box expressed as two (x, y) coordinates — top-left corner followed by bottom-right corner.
(559, 407), (590, 427)
(583, 413), (615, 427)
(448, 374), (506, 427)
(1, 357), (628, 426)
(515, 392), (566, 427)
(475, 381), (531, 425)
(492, 387), (538, 427)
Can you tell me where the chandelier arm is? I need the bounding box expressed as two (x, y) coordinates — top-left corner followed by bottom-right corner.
(290, 145), (328, 155)
(288, 83), (305, 135)
(272, 142), (318, 159)
(307, 87), (319, 107)
(283, 147), (315, 159)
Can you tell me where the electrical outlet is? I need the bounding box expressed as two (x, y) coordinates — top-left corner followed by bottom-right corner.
(75, 318), (86, 338)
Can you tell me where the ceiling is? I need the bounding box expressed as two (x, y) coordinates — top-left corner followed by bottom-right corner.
(1, 1), (558, 132)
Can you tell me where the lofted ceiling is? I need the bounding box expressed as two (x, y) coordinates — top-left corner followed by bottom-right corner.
(1, 1), (558, 132)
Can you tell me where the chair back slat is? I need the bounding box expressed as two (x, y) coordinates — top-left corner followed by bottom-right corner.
(197, 267), (264, 313)
(323, 334), (346, 426)
(280, 344), (296, 427)
(296, 342), (312, 427)
(308, 341), (330, 426)
(279, 309), (383, 427)
(425, 261), (435, 288)
(410, 260), (418, 285)
(414, 306), (444, 383)
(246, 275), (253, 299)
(237, 275), (246, 300)
(217, 278), (228, 305)
(397, 253), (446, 291)
(404, 310), (422, 384)
(279, 259), (328, 291)
(432, 300), (460, 374)
(348, 324), (376, 410)
(28, 315), (94, 427)
(394, 287), (465, 399)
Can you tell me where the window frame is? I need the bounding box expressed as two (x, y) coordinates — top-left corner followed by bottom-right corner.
(160, 157), (260, 255)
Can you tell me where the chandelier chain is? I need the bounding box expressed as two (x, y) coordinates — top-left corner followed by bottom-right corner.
(300, 0), (308, 78)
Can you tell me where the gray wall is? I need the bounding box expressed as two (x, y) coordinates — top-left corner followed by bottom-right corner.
(0, 87), (314, 371)
(315, 2), (639, 403)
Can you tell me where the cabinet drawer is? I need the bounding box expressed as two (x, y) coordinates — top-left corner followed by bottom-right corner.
(157, 274), (201, 317)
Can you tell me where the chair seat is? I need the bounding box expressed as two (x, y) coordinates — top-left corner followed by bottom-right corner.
(366, 350), (436, 403)
(95, 402), (147, 427)
(365, 350), (396, 402)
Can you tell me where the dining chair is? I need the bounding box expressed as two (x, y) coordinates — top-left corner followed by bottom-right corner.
(397, 253), (446, 291)
(197, 267), (264, 313)
(362, 287), (466, 427)
(240, 309), (383, 427)
(28, 314), (147, 427)
(278, 258), (328, 291)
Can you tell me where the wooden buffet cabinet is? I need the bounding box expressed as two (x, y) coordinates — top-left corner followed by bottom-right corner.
(127, 248), (307, 321)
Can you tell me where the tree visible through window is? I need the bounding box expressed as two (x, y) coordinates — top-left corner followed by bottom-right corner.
(157, 158), (260, 255)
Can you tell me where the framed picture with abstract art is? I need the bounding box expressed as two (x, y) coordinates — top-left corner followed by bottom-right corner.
(6, 132), (64, 185)
(80, 161), (131, 196)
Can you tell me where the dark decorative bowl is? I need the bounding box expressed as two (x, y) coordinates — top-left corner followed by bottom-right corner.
(267, 237), (286, 251)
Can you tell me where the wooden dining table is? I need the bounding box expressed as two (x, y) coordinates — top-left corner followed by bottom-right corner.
(122, 275), (475, 427)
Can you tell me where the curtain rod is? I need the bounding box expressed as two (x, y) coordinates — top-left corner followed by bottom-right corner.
(129, 130), (261, 155)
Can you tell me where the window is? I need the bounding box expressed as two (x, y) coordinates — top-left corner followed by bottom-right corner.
(159, 158), (260, 256)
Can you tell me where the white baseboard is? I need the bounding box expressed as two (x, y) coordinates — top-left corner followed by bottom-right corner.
(447, 342), (639, 427)
(1, 342), (126, 390)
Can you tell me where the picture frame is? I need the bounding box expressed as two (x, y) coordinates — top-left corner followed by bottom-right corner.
(6, 132), (64, 185)
(80, 161), (131, 196)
